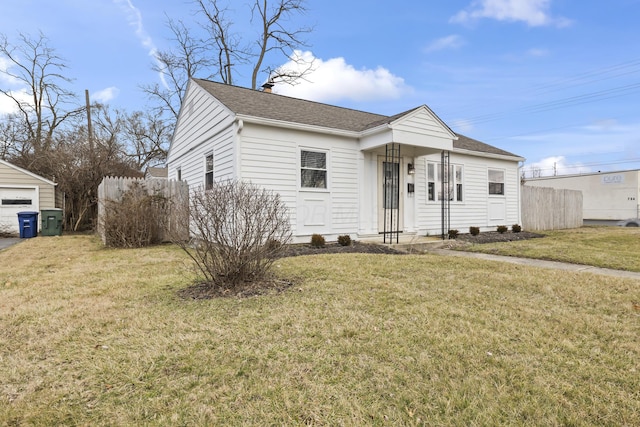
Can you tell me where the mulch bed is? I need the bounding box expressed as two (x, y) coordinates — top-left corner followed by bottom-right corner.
(455, 231), (545, 244)
(279, 240), (405, 257)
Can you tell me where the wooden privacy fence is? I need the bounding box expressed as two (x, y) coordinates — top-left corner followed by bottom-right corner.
(521, 185), (583, 231)
(97, 176), (189, 243)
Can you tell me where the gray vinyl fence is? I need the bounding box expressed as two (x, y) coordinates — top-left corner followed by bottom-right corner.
(97, 176), (189, 243)
(521, 185), (583, 231)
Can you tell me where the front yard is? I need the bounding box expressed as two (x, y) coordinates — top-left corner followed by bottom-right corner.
(0, 232), (639, 425)
(454, 226), (640, 272)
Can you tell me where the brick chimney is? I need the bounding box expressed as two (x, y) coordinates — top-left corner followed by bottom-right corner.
(261, 82), (274, 93)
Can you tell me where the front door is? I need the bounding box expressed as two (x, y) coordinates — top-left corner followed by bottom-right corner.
(377, 156), (403, 235)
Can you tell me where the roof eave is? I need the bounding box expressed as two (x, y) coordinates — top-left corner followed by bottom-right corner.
(452, 148), (525, 163)
(0, 159), (57, 186)
(236, 114), (362, 137)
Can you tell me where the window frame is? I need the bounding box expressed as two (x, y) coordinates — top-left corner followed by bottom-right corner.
(204, 153), (213, 190)
(300, 148), (329, 190)
(426, 161), (464, 203)
(488, 168), (505, 196)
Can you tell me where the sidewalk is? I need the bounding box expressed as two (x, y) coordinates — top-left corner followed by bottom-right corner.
(427, 248), (640, 280)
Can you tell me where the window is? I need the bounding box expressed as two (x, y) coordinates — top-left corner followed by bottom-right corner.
(488, 169), (505, 195)
(301, 150), (327, 189)
(176, 167), (182, 181)
(427, 163), (435, 201)
(205, 154), (213, 189)
(427, 162), (463, 202)
(2, 199), (32, 205)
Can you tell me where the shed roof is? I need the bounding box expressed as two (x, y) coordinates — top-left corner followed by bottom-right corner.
(193, 79), (521, 159)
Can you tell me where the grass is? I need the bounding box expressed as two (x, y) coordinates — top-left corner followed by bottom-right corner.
(458, 226), (640, 272)
(1, 233), (639, 425)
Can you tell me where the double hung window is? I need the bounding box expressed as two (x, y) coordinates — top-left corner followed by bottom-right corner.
(427, 162), (463, 202)
(301, 150), (327, 189)
(488, 169), (505, 195)
(205, 154), (213, 190)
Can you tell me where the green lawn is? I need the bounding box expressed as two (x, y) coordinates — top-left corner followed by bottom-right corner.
(457, 226), (640, 272)
(1, 234), (639, 425)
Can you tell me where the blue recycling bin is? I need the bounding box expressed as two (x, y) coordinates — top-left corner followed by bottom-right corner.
(17, 211), (39, 238)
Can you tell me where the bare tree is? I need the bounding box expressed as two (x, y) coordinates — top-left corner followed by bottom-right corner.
(141, 17), (216, 122)
(0, 32), (83, 162)
(249, 0), (313, 89)
(145, 0), (313, 118)
(172, 180), (292, 290)
(194, 0), (249, 86)
(120, 110), (171, 169)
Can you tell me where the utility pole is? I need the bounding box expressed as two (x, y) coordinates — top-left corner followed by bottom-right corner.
(85, 90), (94, 154)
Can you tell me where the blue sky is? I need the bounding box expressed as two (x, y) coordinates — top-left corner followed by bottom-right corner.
(1, 0), (639, 176)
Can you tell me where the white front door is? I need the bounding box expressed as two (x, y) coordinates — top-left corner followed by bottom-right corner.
(377, 157), (403, 233)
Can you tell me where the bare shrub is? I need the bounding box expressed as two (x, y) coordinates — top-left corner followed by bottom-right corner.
(102, 181), (167, 248)
(172, 180), (292, 290)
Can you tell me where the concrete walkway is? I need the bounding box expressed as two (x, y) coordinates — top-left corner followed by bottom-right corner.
(427, 248), (640, 280)
(0, 238), (21, 251)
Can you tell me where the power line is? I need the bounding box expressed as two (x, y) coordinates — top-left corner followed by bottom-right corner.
(443, 57), (640, 128)
(450, 81), (640, 128)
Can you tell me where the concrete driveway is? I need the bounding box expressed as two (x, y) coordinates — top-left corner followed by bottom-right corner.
(0, 238), (21, 251)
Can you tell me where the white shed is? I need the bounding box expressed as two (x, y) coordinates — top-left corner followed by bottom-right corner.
(0, 159), (58, 235)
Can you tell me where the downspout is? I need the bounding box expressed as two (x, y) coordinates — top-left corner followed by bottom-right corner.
(235, 118), (244, 180)
(518, 161), (524, 227)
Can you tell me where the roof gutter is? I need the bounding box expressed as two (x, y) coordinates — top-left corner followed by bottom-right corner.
(237, 114), (363, 138)
(452, 147), (525, 162)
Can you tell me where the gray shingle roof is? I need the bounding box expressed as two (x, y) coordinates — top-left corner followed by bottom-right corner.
(193, 79), (521, 158)
(194, 79), (387, 132)
(453, 134), (520, 158)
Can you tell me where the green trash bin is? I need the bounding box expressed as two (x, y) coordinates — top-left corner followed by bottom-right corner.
(40, 208), (63, 236)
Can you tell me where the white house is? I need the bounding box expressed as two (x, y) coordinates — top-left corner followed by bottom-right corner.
(167, 79), (524, 242)
(526, 169), (640, 225)
(0, 159), (58, 235)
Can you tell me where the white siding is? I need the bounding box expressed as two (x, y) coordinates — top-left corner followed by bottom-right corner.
(393, 109), (453, 139)
(416, 153), (521, 235)
(167, 81), (237, 186)
(240, 124), (359, 241)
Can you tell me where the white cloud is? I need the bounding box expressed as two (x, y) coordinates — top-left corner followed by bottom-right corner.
(0, 57), (21, 87)
(113, 0), (167, 88)
(450, 118), (475, 134)
(526, 48), (549, 57)
(271, 50), (410, 103)
(93, 87), (120, 103)
(524, 155), (589, 177)
(424, 35), (466, 53)
(0, 89), (31, 115)
(451, 0), (571, 27)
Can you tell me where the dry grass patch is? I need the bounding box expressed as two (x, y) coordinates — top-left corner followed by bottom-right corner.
(457, 226), (640, 271)
(1, 235), (639, 425)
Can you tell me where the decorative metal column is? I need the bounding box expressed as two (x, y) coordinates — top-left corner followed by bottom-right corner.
(383, 143), (401, 244)
(441, 150), (450, 240)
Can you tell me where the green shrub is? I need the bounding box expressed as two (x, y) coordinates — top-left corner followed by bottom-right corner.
(448, 229), (459, 239)
(497, 225), (508, 234)
(512, 224), (522, 233)
(310, 234), (326, 248)
(337, 234), (352, 246)
(469, 226), (480, 236)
